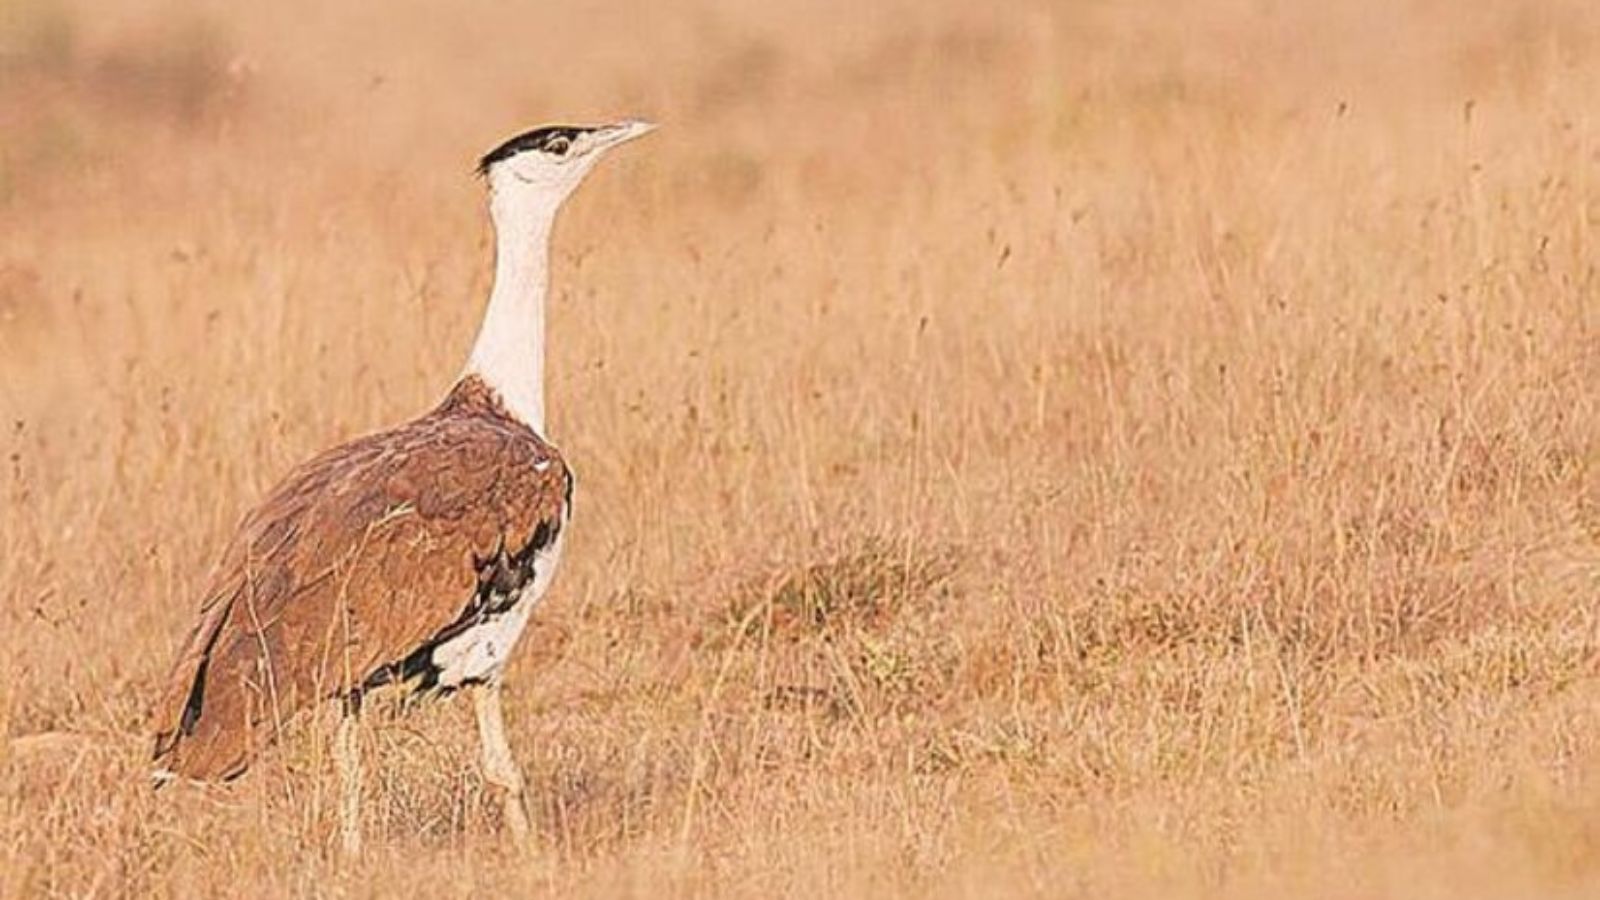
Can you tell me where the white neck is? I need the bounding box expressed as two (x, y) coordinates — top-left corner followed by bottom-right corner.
(464, 189), (560, 433)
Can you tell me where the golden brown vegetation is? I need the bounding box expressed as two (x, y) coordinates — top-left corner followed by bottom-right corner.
(2, 0), (1599, 896)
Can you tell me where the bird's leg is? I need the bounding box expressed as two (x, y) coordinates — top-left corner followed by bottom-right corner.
(472, 681), (533, 846)
(334, 693), (364, 858)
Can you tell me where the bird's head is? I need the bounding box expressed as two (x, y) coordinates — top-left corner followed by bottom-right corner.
(477, 120), (656, 210)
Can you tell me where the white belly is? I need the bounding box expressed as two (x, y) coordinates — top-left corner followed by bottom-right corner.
(430, 526), (566, 688)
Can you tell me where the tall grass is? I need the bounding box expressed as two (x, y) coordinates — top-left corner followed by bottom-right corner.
(2, 0), (1598, 896)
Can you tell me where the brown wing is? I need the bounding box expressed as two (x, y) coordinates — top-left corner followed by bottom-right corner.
(151, 377), (570, 781)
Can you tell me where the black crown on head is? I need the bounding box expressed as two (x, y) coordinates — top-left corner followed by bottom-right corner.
(476, 126), (591, 176)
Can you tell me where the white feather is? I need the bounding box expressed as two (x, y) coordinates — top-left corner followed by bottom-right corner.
(431, 522), (568, 688)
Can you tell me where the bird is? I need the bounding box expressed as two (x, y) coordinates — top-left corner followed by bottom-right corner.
(150, 120), (656, 854)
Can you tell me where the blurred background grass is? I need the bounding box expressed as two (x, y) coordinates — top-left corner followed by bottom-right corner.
(1, 0), (1598, 896)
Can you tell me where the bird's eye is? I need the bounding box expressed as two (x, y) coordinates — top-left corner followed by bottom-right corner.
(546, 136), (571, 156)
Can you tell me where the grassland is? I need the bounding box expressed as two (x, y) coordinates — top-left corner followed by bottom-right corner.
(2, 0), (1598, 896)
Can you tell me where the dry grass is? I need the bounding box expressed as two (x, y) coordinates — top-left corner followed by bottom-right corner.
(3, 0), (1599, 896)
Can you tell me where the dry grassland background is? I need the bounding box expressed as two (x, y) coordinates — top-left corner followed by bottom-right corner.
(2, 0), (1599, 896)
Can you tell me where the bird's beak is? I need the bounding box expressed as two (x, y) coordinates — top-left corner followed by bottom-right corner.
(593, 120), (658, 151)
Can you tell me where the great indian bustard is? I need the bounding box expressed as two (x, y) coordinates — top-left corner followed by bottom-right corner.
(151, 120), (655, 853)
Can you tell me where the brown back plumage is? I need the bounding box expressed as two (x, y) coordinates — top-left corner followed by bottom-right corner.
(152, 376), (570, 781)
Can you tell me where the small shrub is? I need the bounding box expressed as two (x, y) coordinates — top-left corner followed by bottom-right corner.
(727, 537), (956, 640)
